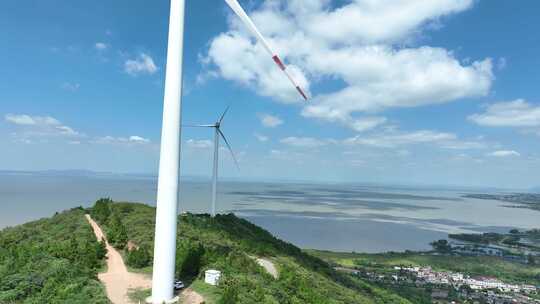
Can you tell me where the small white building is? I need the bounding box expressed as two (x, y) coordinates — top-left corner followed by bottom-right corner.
(205, 269), (221, 286)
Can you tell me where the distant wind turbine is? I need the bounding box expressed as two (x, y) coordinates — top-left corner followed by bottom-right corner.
(186, 107), (239, 217)
(151, 0), (307, 302)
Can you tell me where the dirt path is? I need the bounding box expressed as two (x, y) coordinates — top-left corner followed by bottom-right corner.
(86, 214), (152, 304)
(86, 214), (205, 304)
(255, 258), (279, 279)
(179, 288), (205, 304)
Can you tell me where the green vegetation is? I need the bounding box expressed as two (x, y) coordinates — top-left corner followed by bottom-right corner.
(449, 232), (505, 244)
(90, 198), (128, 250)
(126, 246), (152, 269)
(101, 201), (413, 303)
(9, 199), (535, 303)
(190, 279), (221, 303)
(430, 239), (451, 253)
(308, 250), (540, 285)
(0, 207), (109, 303)
(449, 229), (540, 254)
(127, 287), (151, 303)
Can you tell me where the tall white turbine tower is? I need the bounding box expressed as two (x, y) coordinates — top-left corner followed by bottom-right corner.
(149, 0), (308, 302)
(150, 0), (185, 303)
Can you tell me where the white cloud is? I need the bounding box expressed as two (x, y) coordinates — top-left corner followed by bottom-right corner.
(92, 135), (151, 145)
(488, 150), (520, 157)
(5, 114), (153, 146)
(254, 133), (269, 142)
(278, 127), (487, 151)
(325, 115), (387, 132)
(6, 114), (46, 126)
(203, 0), (493, 130)
(5, 114), (80, 139)
(95, 42), (109, 50)
(129, 136), (150, 144)
(61, 82), (81, 92)
(344, 130), (458, 148)
(302, 0), (474, 45)
(280, 136), (328, 148)
(124, 53), (158, 76)
(186, 139), (213, 149)
(469, 99), (540, 128)
(258, 113), (283, 128)
(56, 125), (79, 136)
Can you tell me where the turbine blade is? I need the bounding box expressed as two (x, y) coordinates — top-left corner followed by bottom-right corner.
(218, 106), (230, 124)
(217, 128), (240, 170)
(224, 0), (309, 101)
(183, 124), (216, 128)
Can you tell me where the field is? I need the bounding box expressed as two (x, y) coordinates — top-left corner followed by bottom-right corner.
(307, 250), (540, 285)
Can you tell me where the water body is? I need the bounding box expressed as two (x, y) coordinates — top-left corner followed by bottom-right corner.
(1, 172), (538, 253)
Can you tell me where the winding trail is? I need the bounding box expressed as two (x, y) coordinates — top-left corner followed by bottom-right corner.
(86, 214), (205, 304)
(255, 257), (279, 279)
(86, 214), (152, 304)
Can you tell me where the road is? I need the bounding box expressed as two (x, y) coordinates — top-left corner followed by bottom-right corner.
(85, 214), (206, 304)
(256, 258), (279, 279)
(86, 214), (152, 304)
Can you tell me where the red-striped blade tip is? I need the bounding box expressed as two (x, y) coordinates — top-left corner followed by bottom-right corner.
(272, 55), (286, 71)
(296, 86), (308, 101)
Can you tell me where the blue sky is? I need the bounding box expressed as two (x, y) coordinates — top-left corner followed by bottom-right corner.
(1, 0), (540, 188)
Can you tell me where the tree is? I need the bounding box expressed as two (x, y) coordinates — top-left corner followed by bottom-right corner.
(177, 243), (205, 278)
(219, 279), (239, 304)
(430, 240), (452, 253)
(106, 213), (128, 249)
(126, 246), (151, 269)
(91, 198), (113, 224)
(96, 238), (107, 260)
(528, 254), (536, 265)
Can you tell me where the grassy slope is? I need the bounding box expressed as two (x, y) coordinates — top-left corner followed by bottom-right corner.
(111, 202), (412, 304)
(0, 208), (109, 303)
(308, 250), (540, 285)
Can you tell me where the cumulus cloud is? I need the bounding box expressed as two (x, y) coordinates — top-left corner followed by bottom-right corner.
(61, 82), (81, 92)
(488, 150), (520, 157)
(124, 53), (158, 76)
(469, 99), (540, 128)
(254, 133), (269, 142)
(5, 114), (153, 146)
(186, 139), (213, 149)
(5, 114), (59, 126)
(95, 42), (109, 50)
(277, 128), (487, 150)
(344, 130), (457, 148)
(5, 114), (80, 140)
(280, 136), (328, 148)
(129, 136), (150, 144)
(258, 113), (283, 128)
(202, 0), (493, 130)
(92, 135), (151, 145)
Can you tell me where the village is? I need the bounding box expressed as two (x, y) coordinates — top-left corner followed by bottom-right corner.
(351, 265), (539, 304)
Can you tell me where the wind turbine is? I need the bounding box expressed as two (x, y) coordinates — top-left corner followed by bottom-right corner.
(151, 0), (308, 303)
(186, 107), (239, 217)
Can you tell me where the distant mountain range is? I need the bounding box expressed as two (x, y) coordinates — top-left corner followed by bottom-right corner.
(0, 169), (146, 178)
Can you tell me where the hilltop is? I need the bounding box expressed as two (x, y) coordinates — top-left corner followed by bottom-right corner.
(0, 200), (412, 304)
(0, 207), (109, 303)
